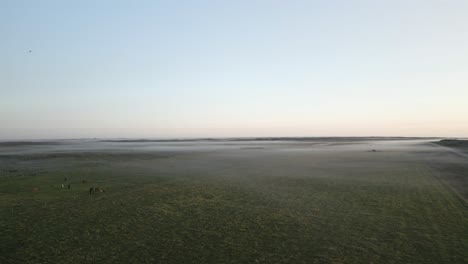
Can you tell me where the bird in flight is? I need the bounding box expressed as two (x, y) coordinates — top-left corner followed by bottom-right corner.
(28, 50), (32, 53)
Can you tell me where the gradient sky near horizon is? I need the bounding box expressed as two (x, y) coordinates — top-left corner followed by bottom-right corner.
(1, 0), (468, 139)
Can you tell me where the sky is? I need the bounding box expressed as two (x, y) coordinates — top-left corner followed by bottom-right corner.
(1, 0), (468, 139)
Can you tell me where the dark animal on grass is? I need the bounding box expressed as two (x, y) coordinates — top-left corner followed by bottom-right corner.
(67, 184), (70, 189)
(95, 187), (100, 193)
(89, 187), (94, 194)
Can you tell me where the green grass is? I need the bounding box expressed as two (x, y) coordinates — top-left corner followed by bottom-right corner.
(1, 146), (467, 263)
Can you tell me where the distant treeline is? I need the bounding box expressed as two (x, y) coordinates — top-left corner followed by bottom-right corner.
(101, 137), (438, 143)
(435, 139), (468, 148)
(0, 141), (62, 147)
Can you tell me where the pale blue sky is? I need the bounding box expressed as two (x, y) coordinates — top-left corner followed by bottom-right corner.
(1, 0), (467, 139)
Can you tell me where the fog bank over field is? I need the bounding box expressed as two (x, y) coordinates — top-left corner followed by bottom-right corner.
(0, 137), (439, 155)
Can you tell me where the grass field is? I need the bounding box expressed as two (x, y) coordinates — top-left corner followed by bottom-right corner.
(1, 139), (467, 263)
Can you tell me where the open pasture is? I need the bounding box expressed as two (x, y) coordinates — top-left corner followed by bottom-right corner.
(1, 139), (467, 263)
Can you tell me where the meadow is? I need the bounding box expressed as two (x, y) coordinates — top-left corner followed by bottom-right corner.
(1, 139), (467, 263)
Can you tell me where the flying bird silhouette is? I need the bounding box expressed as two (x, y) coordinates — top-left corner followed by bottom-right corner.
(28, 50), (32, 53)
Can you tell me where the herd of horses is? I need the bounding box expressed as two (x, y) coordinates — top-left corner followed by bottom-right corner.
(89, 187), (105, 194)
(62, 177), (106, 194)
(30, 177), (106, 193)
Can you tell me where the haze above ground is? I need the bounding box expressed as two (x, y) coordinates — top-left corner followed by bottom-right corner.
(1, 0), (468, 139)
